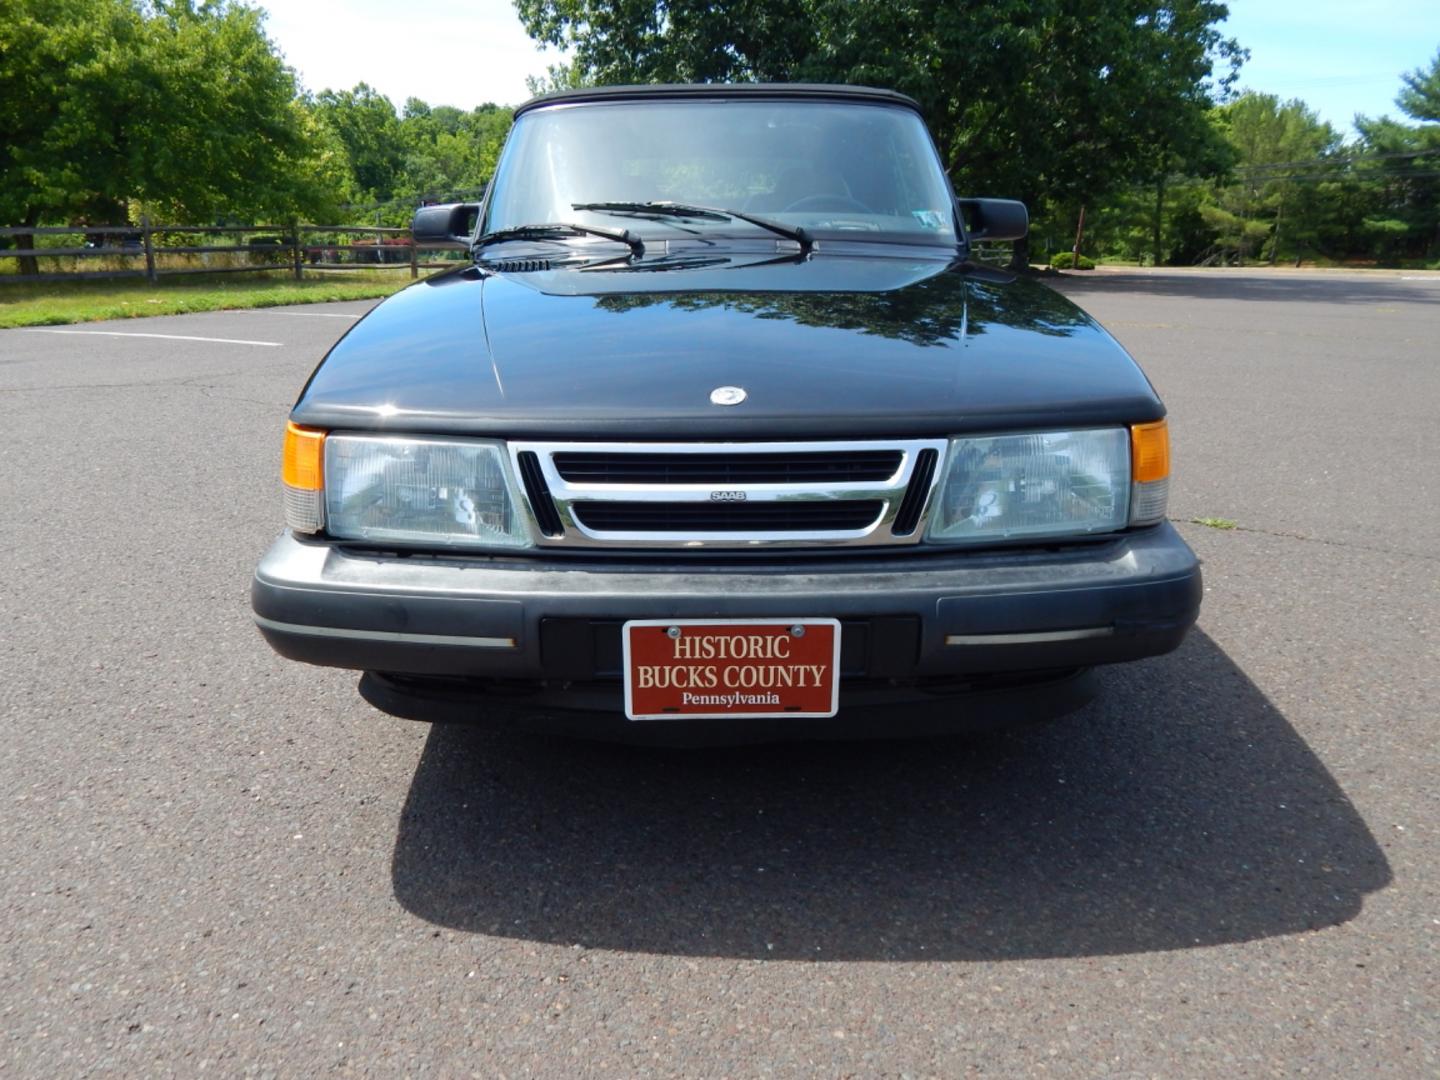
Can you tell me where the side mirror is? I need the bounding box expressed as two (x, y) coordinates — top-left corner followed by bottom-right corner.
(412, 202), (480, 248)
(957, 198), (1029, 243)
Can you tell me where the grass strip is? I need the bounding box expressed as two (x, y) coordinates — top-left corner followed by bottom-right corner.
(0, 271), (417, 328)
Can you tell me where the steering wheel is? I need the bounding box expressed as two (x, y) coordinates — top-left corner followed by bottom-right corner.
(782, 194), (871, 213)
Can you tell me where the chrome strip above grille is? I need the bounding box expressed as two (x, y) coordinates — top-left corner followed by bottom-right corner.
(508, 439), (948, 548)
(253, 615), (517, 648)
(945, 627), (1114, 646)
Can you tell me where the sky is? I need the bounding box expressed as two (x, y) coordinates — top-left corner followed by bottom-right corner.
(1220, 1), (1440, 135)
(256, 0), (1440, 139)
(256, 0), (558, 109)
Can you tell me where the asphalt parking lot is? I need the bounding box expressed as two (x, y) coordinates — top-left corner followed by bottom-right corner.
(1, 267), (1436, 1076)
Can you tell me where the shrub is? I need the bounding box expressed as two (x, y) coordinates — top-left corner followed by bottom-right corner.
(1050, 251), (1096, 270)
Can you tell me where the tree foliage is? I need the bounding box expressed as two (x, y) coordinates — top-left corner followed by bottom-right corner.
(1207, 93), (1340, 262)
(514, 0), (1246, 264)
(5, 0), (1436, 270)
(1349, 50), (1440, 261)
(1397, 47), (1440, 124)
(307, 85), (513, 218)
(0, 0), (335, 228)
(516, 0), (813, 85)
(310, 83), (406, 203)
(512, 2), (1440, 266)
(0, 0), (516, 249)
(1079, 63), (1440, 268)
(1148, 54), (1440, 267)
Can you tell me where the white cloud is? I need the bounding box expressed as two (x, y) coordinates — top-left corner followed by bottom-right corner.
(255, 0), (559, 108)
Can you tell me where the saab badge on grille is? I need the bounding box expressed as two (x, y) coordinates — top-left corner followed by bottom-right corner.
(709, 385), (747, 406)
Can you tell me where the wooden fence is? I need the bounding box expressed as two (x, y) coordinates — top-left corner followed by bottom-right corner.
(0, 221), (466, 284)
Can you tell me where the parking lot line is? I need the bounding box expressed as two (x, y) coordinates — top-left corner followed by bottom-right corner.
(18, 328), (282, 347)
(236, 309), (362, 319)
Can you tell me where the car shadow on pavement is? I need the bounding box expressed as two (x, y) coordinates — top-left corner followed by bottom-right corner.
(1048, 269), (1440, 307)
(389, 629), (1390, 960)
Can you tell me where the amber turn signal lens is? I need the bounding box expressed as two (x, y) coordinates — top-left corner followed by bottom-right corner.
(282, 421), (326, 490)
(1130, 419), (1170, 483)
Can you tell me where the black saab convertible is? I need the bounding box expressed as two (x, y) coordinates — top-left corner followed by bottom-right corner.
(252, 83), (1201, 744)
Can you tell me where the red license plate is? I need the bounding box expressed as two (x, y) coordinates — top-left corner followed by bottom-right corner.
(623, 619), (840, 720)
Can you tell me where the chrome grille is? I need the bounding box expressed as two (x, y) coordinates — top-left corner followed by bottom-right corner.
(509, 439), (947, 549)
(551, 449), (904, 484)
(571, 499), (887, 532)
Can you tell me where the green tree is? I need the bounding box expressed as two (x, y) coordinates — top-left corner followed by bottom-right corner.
(515, 0), (813, 84)
(286, 105), (359, 222)
(0, 0), (145, 239)
(310, 83), (406, 202)
(1, 1), (341, 221)
(133, 2), (339, 221)
(1354, 48), (1440, 260)
(525, 60), (593, 97)
(1124, 9), (1242, 266)
(396, 101), (512, 204)
(0, 0), (343, 271)
(1206, 93), (1339, 263)
(513, 0), (1244, 269)
(1397, 47), (1440, 123)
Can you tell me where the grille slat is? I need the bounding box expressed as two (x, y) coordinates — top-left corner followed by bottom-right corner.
(553, 450), (903, 485)
(571, 500), (885, 533)
(890, 447), (940, 536)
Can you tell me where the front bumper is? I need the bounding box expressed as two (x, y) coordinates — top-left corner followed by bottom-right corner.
(251, 524), (1201, 735)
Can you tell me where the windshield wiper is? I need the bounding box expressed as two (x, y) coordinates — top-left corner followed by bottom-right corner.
(572, 201), (811, 253)
(475, 222), (643, 257)
(574, 201), (730, 222)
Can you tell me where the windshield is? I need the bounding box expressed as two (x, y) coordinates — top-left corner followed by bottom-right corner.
(483, 100), (957, 247)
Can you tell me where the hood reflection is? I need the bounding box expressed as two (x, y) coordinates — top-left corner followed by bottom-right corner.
(582, 263), (1093, 348)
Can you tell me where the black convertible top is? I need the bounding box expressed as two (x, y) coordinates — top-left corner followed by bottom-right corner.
(514, 83), (923, 117)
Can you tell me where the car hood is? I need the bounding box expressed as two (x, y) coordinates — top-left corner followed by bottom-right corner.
(293, 248), (1162, 439)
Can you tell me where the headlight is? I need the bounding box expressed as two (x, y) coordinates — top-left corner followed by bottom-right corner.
(323, 434), (531, 549)
(927, 428), (1131, 544)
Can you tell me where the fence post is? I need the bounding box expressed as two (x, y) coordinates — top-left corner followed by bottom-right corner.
(409, 231), (418, 279)
(291, 222), (303, 281)
(141, 215), (157, 284)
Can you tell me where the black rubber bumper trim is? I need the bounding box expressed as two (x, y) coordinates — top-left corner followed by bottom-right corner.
(251, 522), (1201, 680)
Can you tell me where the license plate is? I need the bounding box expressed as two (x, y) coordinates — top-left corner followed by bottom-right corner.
(622, 618), (840, 720)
